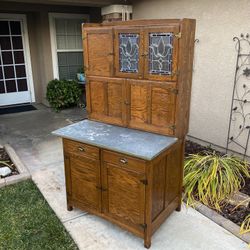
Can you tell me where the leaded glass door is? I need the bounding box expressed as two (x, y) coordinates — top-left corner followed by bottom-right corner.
(143, 26), (179, 81)
(114, 28), (143, 79)
(0, 20), (32, 106)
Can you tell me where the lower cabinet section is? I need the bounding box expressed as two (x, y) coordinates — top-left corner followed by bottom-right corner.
(63, 138), (184, 248)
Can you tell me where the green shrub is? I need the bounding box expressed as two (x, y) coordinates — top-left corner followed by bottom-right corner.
(183, 152), (250, 211)
(46, 79), (82, 111)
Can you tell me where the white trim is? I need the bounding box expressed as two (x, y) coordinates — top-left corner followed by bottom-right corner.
(0, 13), (35, 104)
(49, 13), (89, 79)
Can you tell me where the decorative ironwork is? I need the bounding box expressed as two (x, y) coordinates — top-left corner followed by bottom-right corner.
(226, 34), (250, 158)
(119, 33), (139, 73)
(149, 32), (173, 75)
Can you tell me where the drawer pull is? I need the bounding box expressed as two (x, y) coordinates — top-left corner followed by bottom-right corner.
(78, 146), (85, 152)
(120, 158), (128, 164)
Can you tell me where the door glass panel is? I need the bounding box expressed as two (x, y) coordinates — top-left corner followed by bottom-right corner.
(149, 33), (173, 75)
(6, 80), (16, 92)
(0, 81), (4, 93)
(119, 33), (139, 73)
(10, 21), (21, 35)
(17, 79), (28, 91)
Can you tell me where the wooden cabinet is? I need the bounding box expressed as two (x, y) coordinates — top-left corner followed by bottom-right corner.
(60, 18), (196, 248)
(83, 19), (196, 137)
(62, 137), (184, 248)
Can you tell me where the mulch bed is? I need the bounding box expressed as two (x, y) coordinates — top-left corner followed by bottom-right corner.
(0, 147), (18, 177)
(185, 140), (250, 226)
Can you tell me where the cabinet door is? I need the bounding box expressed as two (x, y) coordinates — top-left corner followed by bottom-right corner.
(114, 27), (143, 79)
(102, 157), (146, 231)
(83, 27), (114, 77)
(143, 26), (179, 81)
(68, 154), (101, 212)
(86, 76), (126, 126)
(127, 80), (177, 135)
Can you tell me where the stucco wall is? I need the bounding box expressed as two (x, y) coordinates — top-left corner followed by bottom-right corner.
(0, 2), (101, 104)
(133, 0), (250, 155)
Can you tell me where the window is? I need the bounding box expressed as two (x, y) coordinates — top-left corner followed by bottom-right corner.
(50, 14), (89, 80)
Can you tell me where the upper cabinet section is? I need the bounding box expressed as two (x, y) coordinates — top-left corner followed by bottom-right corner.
(83, 27), (114, 77)
(83, 22), (180, 81)
(83, 19), (196, 137)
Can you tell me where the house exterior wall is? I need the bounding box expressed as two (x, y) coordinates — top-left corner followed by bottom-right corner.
(0, 2), (101, 104)
(132, 0), (250, 155)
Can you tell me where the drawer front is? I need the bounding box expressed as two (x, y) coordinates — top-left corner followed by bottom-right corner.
(103, 150), (146, 173)
(63, 139), (99, 159)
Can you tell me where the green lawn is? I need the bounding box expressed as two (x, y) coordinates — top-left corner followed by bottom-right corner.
(0, 180), (78, 250)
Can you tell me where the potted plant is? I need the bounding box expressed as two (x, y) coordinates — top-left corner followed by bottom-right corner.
(76, 68), (85, 82)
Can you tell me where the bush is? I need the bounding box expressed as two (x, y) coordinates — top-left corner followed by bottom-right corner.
(46, 79), (82, 111)
(183, 152), (250, 211)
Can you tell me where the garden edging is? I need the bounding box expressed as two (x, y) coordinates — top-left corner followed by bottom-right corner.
(192, 201), (250, 244)
(0, 144), (31, 188)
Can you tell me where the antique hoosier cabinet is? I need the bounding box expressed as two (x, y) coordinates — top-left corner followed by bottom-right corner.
(53, 19), (196, 248)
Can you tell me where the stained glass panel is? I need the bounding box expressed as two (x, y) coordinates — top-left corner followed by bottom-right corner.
(149, 33), (173, 75)
(119, 33), (139, 73)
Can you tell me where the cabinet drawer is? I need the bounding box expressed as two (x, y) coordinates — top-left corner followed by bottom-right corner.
(103, 150), (146, 173)
(63, 139), (99, 159)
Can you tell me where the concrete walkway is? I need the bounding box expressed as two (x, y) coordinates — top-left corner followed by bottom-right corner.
(0, 105), (248, 250)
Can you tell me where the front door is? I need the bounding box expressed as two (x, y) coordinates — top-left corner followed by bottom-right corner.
(0, 17), (33, 106)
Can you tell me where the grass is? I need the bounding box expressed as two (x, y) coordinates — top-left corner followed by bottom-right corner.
(0, 180), (78, 250)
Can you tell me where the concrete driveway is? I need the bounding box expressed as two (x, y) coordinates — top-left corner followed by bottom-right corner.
(0, 105), (248, 250)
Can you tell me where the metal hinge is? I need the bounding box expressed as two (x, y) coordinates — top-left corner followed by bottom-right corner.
(140, 179), (148, 185)
(139, 223), (147, 230)
(171, 89), (178, 95)
(169, 125), (176, 130)
(174, 32), (182, 39)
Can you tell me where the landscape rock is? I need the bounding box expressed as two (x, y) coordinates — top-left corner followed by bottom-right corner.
(0, 167), (12, 177)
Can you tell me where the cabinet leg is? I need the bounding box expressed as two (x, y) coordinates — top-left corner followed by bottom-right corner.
(144, 239), (151, 249)
(176, 203), (181, 212)
(144, 228), (151, 248)
(67, 204), (73, 211)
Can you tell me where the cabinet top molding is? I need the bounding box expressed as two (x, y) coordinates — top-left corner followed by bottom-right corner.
(52, 120), (177, 160)
(82, 18), (195, 28)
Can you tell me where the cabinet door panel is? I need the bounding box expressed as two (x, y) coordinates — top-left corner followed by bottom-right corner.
(129, 82), (149, 124)
(127, 80), (176, 135)
(70, 155), (101, 212)
(143, 26), (179, 81)
(83, 27), (113, 77)
(151, 84), (176, 127)
(102, 162), (145, 230)
(114, 27), (143, 79)
(87, 77), (126, 126)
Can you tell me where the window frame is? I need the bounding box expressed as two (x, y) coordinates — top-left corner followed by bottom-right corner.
(49, 13), (89, 80)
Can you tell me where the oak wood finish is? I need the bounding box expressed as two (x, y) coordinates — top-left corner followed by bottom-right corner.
(83, 19), (196, 138)
(83, 27), (114, 77)
(63, 138), (183, 248)
(127, 79), (177, 135)
(86, 76), (127, 126)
